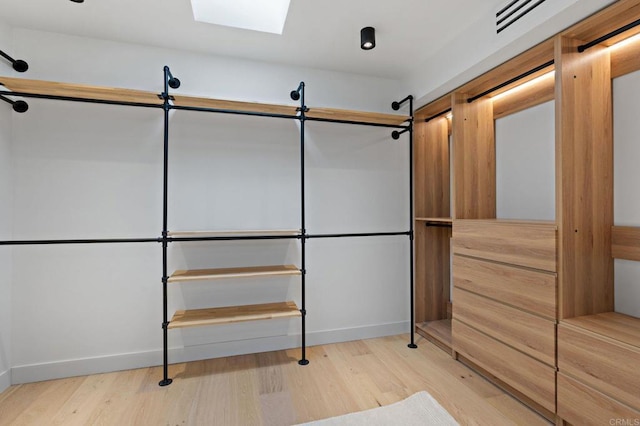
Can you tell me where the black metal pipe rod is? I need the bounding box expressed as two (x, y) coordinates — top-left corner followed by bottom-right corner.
(0, 49), (28, 72)
(407, 96), (417, 349)
(297, 81), (309, 366)
(159, 66), (173, 387)
(392, 95), (413, 110)
(306, 116), (410, 129)
(170, 104), (299, 121)
(467, 59), (554, 103)
(168, 235), (302, 242)
(305, 231), (410, 239)
(0, 94), (28, 112)
(578, 17), (640, 52)
(424, 108), (451, 123)
(425, 222), (453, 228)
(0, 237), (160, 246)
(0, 90), (163, 109)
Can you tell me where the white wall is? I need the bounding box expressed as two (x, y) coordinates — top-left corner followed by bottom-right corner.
(495, 100), (555, 221)
(613, 71), (640, 318)
(0, 21), (14, 393)
(7, 29), (410, 383)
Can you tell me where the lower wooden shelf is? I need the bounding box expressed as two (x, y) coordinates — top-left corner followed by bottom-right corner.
(416, 319), (452, 352)
(168, 301), (301, 329)
(168, 265), (301, 282)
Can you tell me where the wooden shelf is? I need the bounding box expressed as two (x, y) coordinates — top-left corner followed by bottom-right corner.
(306, 107), (409, 126)
(562, 312), (640, 349)
(0, 76), (163, 105)
(168, 301), (301, 329)
(612, 226), (640, 262)
(168, 264), (300, 283)
(168, 229), (301, 238)
(171, 95), (298, 116)
(416, 319), (452, 353)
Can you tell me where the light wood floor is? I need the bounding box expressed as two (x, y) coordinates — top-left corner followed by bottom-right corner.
(0, 334), (550, 425)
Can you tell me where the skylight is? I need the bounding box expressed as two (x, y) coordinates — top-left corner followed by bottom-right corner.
(190, 0), (292, 35)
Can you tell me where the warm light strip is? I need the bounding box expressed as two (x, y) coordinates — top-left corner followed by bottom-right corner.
(490, 71), (555, 101)
(609, 32), (640, 51)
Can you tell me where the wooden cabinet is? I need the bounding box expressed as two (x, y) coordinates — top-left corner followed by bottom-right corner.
(451, 220), (558, 414)
(413, 1), (640, 423)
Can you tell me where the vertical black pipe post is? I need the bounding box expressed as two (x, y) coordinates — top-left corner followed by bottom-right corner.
(159, 66), (173, 386)
(407, 96), (417, 349)
(297, 82), (309, 365)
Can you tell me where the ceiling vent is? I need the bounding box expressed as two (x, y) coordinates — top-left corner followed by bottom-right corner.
(496, 0), (547, 34)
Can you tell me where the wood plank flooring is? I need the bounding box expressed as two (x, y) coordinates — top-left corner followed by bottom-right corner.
(0, 335), (550, 425)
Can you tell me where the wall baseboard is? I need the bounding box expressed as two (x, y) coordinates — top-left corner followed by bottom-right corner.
(11, 321), (409, 385)
(0, 369), (10, 394)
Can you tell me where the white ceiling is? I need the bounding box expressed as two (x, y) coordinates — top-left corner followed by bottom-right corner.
(0, 0), (508, 80)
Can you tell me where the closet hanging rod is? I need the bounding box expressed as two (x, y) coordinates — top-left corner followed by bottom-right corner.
(0, 94), (28, 113)
(170, 104), (299, 120)
(578, 17), (640, 52)
(424, 108), (451, 122)
(467, 59), (554, 103)
(168, 234), (302, 242)
(0, 49), (28, 72)
(0, 237), (161, 246)
(424, 222), (452, 228)
(306, 231), (410, 239)
(0, 90), (163, 109)
(305, 116), (409, 129)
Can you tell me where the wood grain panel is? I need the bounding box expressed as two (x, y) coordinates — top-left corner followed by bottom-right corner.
(452, 220), (557, 272)
(562, 0), (640, 47)
(555, 36), (614, 319)
(459, 39), (555, 101)
(169, 301), (301, 328)
(492, 72), (555, 120)
(453, 255), (556, 320)
(415, 94), (451, 122)
(611, 33), (640, 78)
(558, 321), (640, 410)
(612, 226), (640, 261)
(305, 108), (409, 126)
(451, 94), (496, 220)
(414, 223), (451, 322)
(452, 320), (556, 412)
(557, 372), (640, 426)
(172, 95), (297, 116)
(563, 312), (640, 356)
(0, 76), (162, 105)
(453, 288), (556, 366)
(414, 117), (450, 218)
(416, 319), (452, 353)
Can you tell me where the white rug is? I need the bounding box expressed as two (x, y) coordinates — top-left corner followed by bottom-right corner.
(295, 391), (459, 425)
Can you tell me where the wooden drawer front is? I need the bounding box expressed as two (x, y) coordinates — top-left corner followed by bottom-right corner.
(558, 373), (640, 426)
(453, 255), (556, 320)
(453, 288), (555, 366)
(452, 220), (557, 272)
(453, 319), (556, 412)
(558, 323), (640, 410)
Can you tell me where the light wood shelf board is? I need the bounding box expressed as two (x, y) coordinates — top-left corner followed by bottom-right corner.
(416, 319), (452, 353)
(168, 264), (300, 282)
(0, 76), (162, 105)
(305, 107), (409, 126)
(415, 94), (451, 121)
(168, 301), (301, 328)
(612, 226), (640, 261)
(171, 95), (298, 116)
(562, 312), (640, 349)
(492, 70), (555, 120)
(168, 229), (301, 237)
(562, 0), (640, 47)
